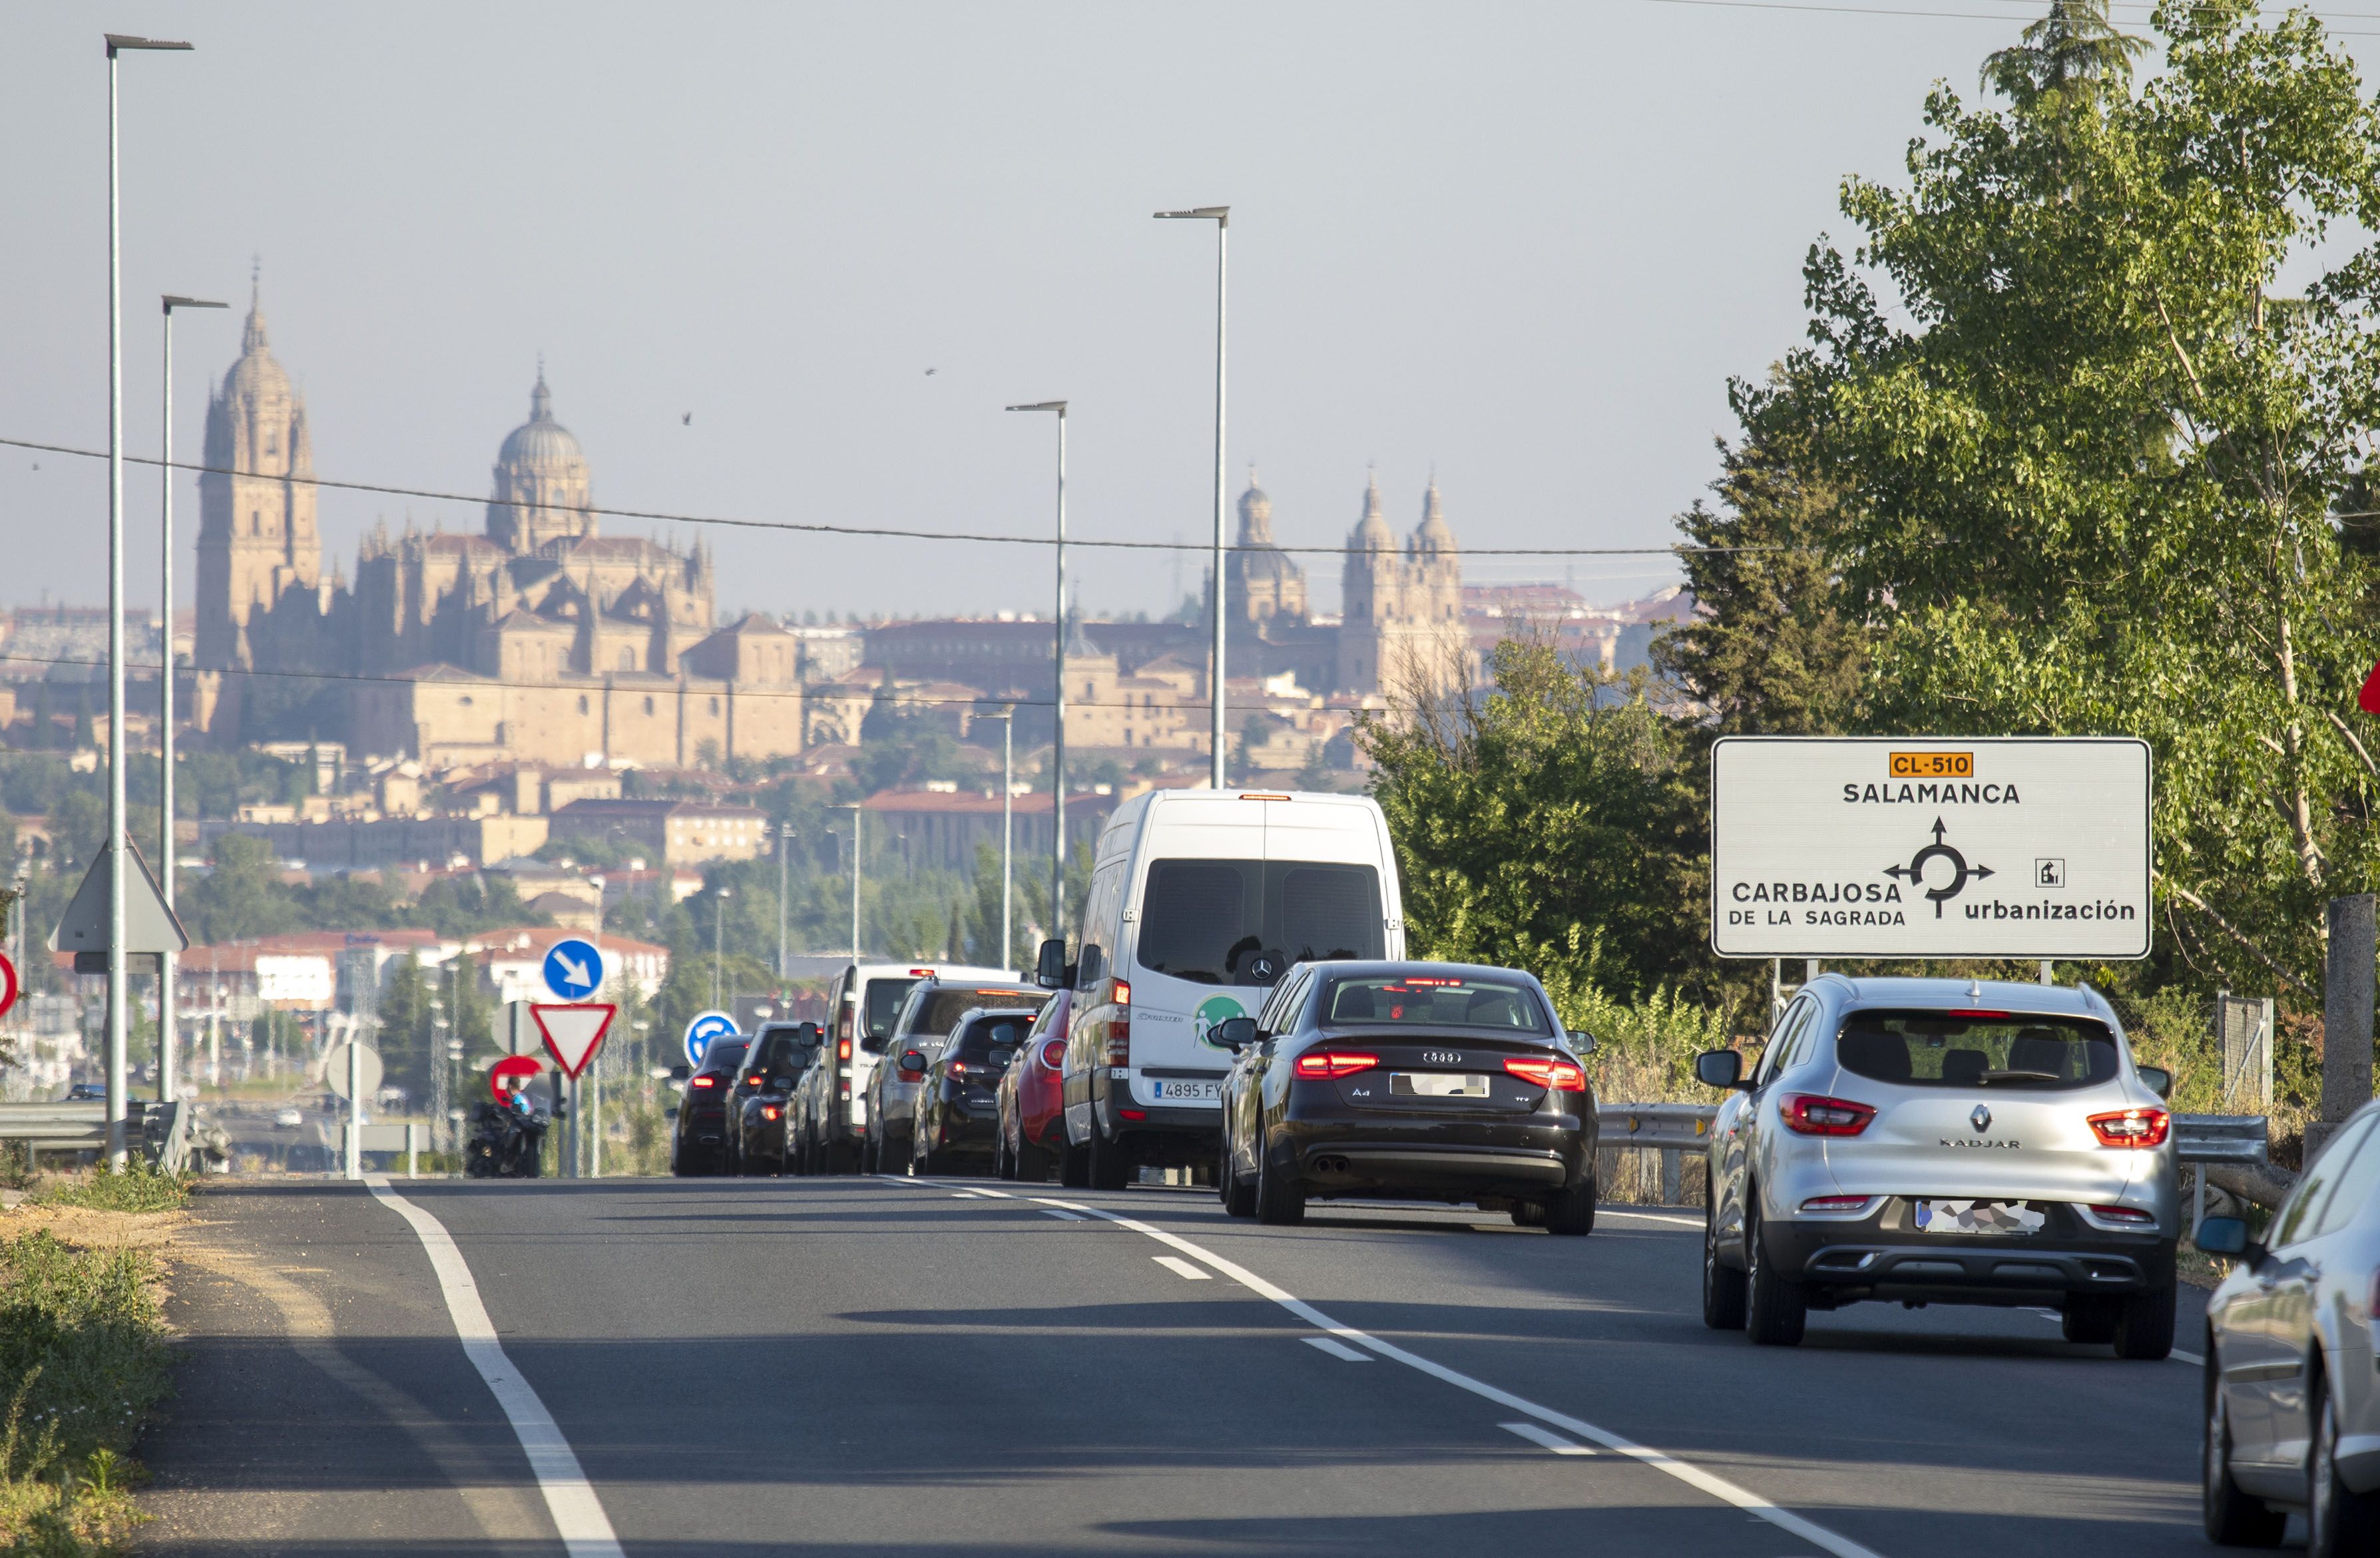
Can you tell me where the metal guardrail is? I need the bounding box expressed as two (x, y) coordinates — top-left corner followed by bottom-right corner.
(2174, 1113), (2268, 1165)
(1598, 1102), (1718, 1150)
(0, 1099), (186, 1170)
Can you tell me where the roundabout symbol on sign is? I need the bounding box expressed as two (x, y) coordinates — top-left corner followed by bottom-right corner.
(1884, 817), (1996, 918)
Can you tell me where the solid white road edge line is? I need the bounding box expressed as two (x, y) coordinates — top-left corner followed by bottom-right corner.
(1596, 1209), (1702, 1228)
(1154, 1255), (1214, 1280)
(364, 1177), (626, 1558)
(1025, 1195), (1887, 1558)
(1502, 1420), (1597, 1456)
(1304, 1336), (1373, 1362)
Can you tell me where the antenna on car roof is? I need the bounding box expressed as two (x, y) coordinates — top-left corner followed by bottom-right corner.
(1965, 980), (1983, 1000)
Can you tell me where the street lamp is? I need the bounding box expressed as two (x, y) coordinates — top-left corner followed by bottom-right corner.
(833, 802), (862, 958)
(105, 32), (194, 1166)
(157, 293), (224, 1107)
(986, 705), (1015, 969)
(712, 886), (732, 1013)
(1004, 399), (1067, 940)
(1154, 204), (1229, 790)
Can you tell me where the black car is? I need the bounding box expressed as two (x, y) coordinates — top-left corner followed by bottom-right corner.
(1216, 961), (1600, 1231)
(667, 1038), (750, 1177)
(910, 1008), (1037, 1175)
(729, 1022), (823, 1177)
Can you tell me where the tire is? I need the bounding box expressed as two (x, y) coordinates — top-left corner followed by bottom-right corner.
(1060, 1138), (1090, 1189)
(993, 1124), (1015, 1181)
(1744, 1197), (1806, 1347)
(1254, 1125), (1305, 1226)
(1220, 1133), (1257, 1218)
(1702, 1182), (1748, 1330)
(2204, 1348), (2286, 1547)
(738, 1133), (767, 1177)
(1017, 1135), (1053, 1183)
(862, 1133), (880, 1176)
(2062, 1295), (2119, 1346)
(1543, 1169), (1596, 1236)
(2309, 1367), (2380, 1557)
(2114, 1278), (2176, 1361)
(1088, 1123), (1130, 1191)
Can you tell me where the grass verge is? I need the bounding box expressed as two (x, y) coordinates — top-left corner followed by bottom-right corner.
(34, 1167), (191, 1216)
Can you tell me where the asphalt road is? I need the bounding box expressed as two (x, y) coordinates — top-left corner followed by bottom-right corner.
(139, 1173), (2215, 1557)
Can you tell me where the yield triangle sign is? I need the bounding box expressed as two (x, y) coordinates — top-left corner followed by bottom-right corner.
(531, 1003), (615, 1079)
(51, 835), (188, 956)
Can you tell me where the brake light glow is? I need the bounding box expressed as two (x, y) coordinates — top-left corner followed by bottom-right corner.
(1780, 1093), (1876, 1136)
(2087, 1203), (2154, 1225)
(1119, 1107), (1147, 1121)
(948, 1060), (969, 1075)
(689, 1075), (717, 1089)
(837, 1039), (851, 1061)
(1503, 1056), (1586, 1092)
(2087, 1107), (2170, 1148)
(761, 1105), (782, 1121)
(1041, 1038), (1067, 1070)
(1964, 1010), (2012, 1020)
(1295, 1050), (1378, 1079)
(1238, 792), (1291, 801)
(909, 968), (934, 976)
(1105, 980), (1132, 1066)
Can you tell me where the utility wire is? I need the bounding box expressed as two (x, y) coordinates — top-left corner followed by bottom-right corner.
(1646, 0), (2380, 31)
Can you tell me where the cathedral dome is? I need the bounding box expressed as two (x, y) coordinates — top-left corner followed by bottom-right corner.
(496, 374), (588, 481)
(1238, 478), (1274, 541)
(222, 296), (292, 404)
(487, 371), (596, 554)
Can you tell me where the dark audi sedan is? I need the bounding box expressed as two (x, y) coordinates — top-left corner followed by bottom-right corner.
(1216, 962), (1599, 1231)
(910, 1007), (1038, 1176)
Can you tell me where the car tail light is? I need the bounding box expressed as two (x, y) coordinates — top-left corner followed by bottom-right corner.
(1780, 1093), (1875, 1136)
(839, 1083), (851, 1098)
(1105, 980), (1132, 1066)
(1503, 1056), (1586, 1092)
(949, 1060), (969, 1075)
(1041, 1038), (1067, 1070)
(761, 1105), (781, 1121)
(1294, 1051), (1378, 1079)
(1120, 1107), (1146, 1121)
(2086, 1107), (2170, 1148)
(689, 1075), (718, 1089)
(1800, 1195), (1874, 1214)
(2088, 1203), (2154, 1225)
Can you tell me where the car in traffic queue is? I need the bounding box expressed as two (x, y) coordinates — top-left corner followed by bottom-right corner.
(795, 962), (1015, 1175)
(728, 1021), (824, 1177)
(2197, 1095), (2380, 1556)
(910, 1006), (1039, 1176)
(1052, 787), (1406, 1192)
(861, 976), (1049, 1174)
(995, 988), (1072, 1181)
(1213, 961), (1598, 1229)
(1695, 974), (2178, 1355)
(666, 1037), (750, 1177)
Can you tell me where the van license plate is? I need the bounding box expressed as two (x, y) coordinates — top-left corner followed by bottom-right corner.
(1394, 1073), (1492, 1099)
(1149, 1080), (1221, 1103)
(1913, 1200), (2044, 1235)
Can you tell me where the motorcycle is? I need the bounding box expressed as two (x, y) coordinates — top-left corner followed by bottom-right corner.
(465, 1097), (549, 1178)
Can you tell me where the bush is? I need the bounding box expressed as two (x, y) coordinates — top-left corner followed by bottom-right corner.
(35, 1166), (190, 1215)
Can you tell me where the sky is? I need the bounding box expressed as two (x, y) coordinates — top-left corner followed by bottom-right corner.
(5, 1), (2373, 627)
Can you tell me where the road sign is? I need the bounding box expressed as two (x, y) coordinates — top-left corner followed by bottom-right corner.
(1710, 736), (2152, 960)
(323, 1040), (385, 1101)
(542, 937), (604, 1001)
(0, 951), (17, 1022)
(489, 1053), (544, 1101)
(533, 1003), (615, 1079)
(51, 837), (189, 969)
(684, 1010), (736, 1066)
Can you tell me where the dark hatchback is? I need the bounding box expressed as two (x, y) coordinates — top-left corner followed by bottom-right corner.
(1216, 962), (1599, 1231)
(909, 1008), (1039, 1175)
(667, 1038), (749, 1177)
(730, 1022), (823, 1177)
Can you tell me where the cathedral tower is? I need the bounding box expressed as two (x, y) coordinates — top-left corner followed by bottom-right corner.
(195, 284), (319, 669)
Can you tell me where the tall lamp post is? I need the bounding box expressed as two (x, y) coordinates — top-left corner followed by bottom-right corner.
(1004, 401), (1067, 940)
(983, 705), (1015, 968)
(712, 886), (732, 1013)
(157, 293), (223, 1106)
(1154, 205), (1229, 789)
(105, 33), (194, 1165)
(833, 803), (862, 960)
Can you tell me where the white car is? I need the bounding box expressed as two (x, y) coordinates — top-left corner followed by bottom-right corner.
(274, 1107), (304, 1127)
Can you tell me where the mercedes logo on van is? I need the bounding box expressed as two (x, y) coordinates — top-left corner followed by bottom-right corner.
(1971, 1104), (1992, 1133)
(1250, 956), (1278, 982)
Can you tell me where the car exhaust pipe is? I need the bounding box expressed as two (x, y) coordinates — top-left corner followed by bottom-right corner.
(1312, 1155), (1352, 1176)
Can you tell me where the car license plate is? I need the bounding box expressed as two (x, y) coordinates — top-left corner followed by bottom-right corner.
(1393, 1073), (1492, 1099)
(1150, 1079), (1221, 1103)
(1913, 1199), (2044, 1235)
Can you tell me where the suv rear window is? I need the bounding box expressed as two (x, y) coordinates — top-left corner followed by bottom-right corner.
(1323, 974), (1548, 1032)
(953, 1013), (1037, 1067)
(696, 1041), (749, 1077)
(901, 987), (1047, 1042)
(1833, 1011), (2119, 1091)
(1136, 860), (1384, 985)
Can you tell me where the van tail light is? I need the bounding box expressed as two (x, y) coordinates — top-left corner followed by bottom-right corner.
(837, 1038), (851, 1061)
(2088, 1203), (2154, 1226)
(2086, 1107), (2170, 1148)
(1799, 1195), (1875, 1214)
(1780, 1093), (1875, 1136)
(1105, 980), (1132, 1066)
(1294, 1051), (1378, 1079)
(1041, 1038), (1067, 1070)
(1503, 1056), (1586, 1092)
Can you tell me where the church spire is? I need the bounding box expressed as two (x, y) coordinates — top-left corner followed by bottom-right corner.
(242, 261), (269, 353)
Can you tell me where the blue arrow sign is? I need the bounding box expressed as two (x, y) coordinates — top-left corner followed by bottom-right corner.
(543, 937), (605, 1001)
(684, 1010), (738, 1067)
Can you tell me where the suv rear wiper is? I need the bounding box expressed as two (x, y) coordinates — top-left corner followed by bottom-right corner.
(1979, 1068), (2059, 1085)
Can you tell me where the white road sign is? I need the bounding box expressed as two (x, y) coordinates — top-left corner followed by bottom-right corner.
(1710, 736), (2152, 960)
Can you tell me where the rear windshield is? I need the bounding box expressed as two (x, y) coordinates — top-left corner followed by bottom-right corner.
(1323, 974), (1548, 1032)
(953, 1013), (1037, 1067)
(750, 1028), (821, 1074)
(1833, 1011), (2119, 1091)
(900, 986), (1047, 1042)
(862, 978), (920, 1040)
(696, 1041), (749, 1077)
(1136, 859), (1384, 986)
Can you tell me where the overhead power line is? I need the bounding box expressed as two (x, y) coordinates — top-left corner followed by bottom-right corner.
(1645, 0), (2380, 32)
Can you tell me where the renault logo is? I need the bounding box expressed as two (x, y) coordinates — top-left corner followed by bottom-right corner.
(1971, 1105), (1993, 1133)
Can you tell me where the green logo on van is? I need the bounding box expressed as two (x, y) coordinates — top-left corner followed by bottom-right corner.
(1192, 996), (1248, 1049)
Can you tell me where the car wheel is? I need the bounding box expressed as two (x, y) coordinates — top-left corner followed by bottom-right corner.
(2310, 1367), (2380, 1557)
(1254, 1125), (1306, 1226)
(1543, 1169), (1596, 1236)
(1702, 1181), (1749, 1330)
(1060, 1138), (1090, 1188)
(1089, 1123), (1130, 1191)
(994, 1123), (1015, 1181)
(2062, 1295), (2119, 1346)
(1017, 1135), (1052, 1183)
(2114, 1278), (2176, 1361)
(2204, 1348), (2285, 1547)
(1744, 1197), (1806, 1346)
(862, 1134), (879, 1175)
(1220, 1134), (1258, 1219)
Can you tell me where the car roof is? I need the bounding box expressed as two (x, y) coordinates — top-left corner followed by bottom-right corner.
(1296, 959), (1550, 987)
(1812, 974), (2115, 1022)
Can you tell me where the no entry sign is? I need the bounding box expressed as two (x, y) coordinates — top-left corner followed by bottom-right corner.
(1710, 736), (2152, 960)
(489, 1053), (543, 1101)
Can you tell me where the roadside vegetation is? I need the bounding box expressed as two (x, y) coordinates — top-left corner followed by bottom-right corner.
(33, 1167), (192, 1217)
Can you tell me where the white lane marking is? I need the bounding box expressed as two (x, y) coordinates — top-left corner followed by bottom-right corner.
(2174, 1348), (2205, 1366)
(1598, 1208), (1701, 1228)
(1041, 1208), (1088, 1221)
(1153, 1255), (1213, 1280)
(1025, 1195), (1885, 1558)
(1502, 1420), (1597, 1456)
(1304, 1336), (1373, 1362)
(364, 1177), (624, 1558)
(2020, 1306), (2205, 1365)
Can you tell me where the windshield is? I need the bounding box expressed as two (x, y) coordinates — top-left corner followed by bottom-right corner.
(1833, 1011), (2120, 1091)
(863, 978), (920, 1041)
(1323, 974), (1548, 1032)
(1136, 859), (1384, 986)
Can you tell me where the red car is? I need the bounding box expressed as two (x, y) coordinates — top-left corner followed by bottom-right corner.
(995, 988), (1071, 1181)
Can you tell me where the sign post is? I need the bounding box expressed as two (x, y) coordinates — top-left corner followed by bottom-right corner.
(1710, 737), (2152, 964)
(323, 1039), (385, 1182)
(50, 837), (188, 1166)
(532, 1004), (614, 1180)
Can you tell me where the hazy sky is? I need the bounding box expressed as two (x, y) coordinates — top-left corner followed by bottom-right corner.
(7, 3), (2365, 626)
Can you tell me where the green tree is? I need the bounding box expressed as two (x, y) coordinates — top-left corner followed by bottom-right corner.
(178, 833), (302, 944)
(1984, 0), (2150, 108)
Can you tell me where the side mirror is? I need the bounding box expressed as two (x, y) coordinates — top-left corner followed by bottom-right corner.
(1037, 938), (1067, 988)
(860, 1034), (887, 1056)
(2137, 1064), (2173, 1100)
(1568, 1030), (1598, 1055)
(2194, 1215), (2262, 1267)
(1694, 1049), (1746, 1091)
(1214, 1016), (1258, 1050)
(772, 1075), (796, 1089)
(664, 1107), (680, 1121)
(668, 1064), (690, 1083)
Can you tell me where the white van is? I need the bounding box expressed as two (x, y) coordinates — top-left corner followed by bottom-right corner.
(1050, 789), (1406, 1189)
(798, 960), (1018, 1173)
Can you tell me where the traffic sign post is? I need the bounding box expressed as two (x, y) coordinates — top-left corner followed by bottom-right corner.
(542, 937), (604, 1002)
(0, 951), (17, 1024)
(323, 1040), (383, 1181)
(683, 1010), (736, 1068)
(532, 1004), (615, 1181)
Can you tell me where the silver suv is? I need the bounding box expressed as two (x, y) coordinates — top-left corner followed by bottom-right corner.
(1696, 974), (2177, 1356)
